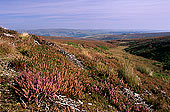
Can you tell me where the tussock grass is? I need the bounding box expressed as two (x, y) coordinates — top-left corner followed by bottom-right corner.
(96, 62), (115, 75)
(0, 40), (16, 55)
(136, 64), (152, 75)
(118, 60), (140, 86)
(19, 33), (30, 41)
(96, 62), (108, 73)
(81, 48), (92, 59)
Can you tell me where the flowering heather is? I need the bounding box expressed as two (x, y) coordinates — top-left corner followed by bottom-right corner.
(1, 29), (169, 111)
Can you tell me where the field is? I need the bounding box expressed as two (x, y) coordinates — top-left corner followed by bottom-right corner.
(1, 27), (170, 111)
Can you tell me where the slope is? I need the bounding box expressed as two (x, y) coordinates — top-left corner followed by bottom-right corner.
(124, 36), (170, 70)
(1, 27), (170, 111)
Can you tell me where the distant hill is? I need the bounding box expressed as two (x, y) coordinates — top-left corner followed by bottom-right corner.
(17, 29), (169, 39)
(84, 32), (170, 40)
(18, 29), (115, 37)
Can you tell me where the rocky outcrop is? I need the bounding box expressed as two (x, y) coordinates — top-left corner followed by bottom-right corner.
(34, 38), (84, 69)
(122, 88), (154, 112)
(47, 95), (85, 112)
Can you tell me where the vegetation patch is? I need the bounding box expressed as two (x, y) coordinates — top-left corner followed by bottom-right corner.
(0, 40), (15, 55)
(66, 42), (79, 48)
(1, 27), (170, 111)
(136, 64), (151, 75)
(97, 45), (109, 51)
(153, 72), (170, 80)
(118, 60), (139, 86)
(124, 37), (170, 70)
(94, 47), (102, 53)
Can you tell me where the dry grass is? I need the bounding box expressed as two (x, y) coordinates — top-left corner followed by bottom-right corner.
(19, 33), (30, 41)
(96, 62), (115, 74)
(118, 60), (140, 86)
(81, 48), (92, 59)
(136, 64), (152, 75)
(0, 40), (16, 56)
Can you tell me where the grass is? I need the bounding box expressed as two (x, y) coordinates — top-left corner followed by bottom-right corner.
(94, 47), (102, 53)
(66, 42), (79, 48)
(81, 48), (92, 59)
(8, 40), (145, 111)
(0, 40), (14, 55)
(153, 72), (170, 81)
(136, 64), (152, 75)
(19, 33), (30, 41)
(118, 60), (140, 86)
(97, 45), (109, 51)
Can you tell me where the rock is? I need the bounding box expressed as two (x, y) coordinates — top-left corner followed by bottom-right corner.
(34, 40), (40, 45)
(48, 94), (84, 111)
(88, 103), (92, 106)
(149, 71), (153, 77)
(123, 88), (153, 111)
(3, 33), (14, 37)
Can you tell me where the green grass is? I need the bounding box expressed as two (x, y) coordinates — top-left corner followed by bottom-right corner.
(67, 42), (79, 48)
(94, 45), (109, 53)
(153, 72), (170, 80)
(97, 45), (109, 51)
(94, 47), (102, 53)
(0, 48), (5, 55)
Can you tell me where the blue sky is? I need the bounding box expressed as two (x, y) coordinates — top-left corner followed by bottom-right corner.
(0, 0), (170, 30)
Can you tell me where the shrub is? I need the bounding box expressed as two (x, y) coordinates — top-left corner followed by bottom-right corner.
(7, 30), (18, 34)
(163, 60), (170, 70)
(11, 68), (86, 109)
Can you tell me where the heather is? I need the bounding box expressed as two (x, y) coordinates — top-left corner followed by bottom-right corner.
(1, 27), (170, 111)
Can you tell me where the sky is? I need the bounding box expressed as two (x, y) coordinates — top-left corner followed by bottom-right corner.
(0, 0), (170, 30)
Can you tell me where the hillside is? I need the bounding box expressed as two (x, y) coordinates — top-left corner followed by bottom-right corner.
(123, 36), (170, 70)
(1, 27), (170, 111)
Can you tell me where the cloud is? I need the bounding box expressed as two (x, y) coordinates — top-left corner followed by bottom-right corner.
(0, 0), (170, 30)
